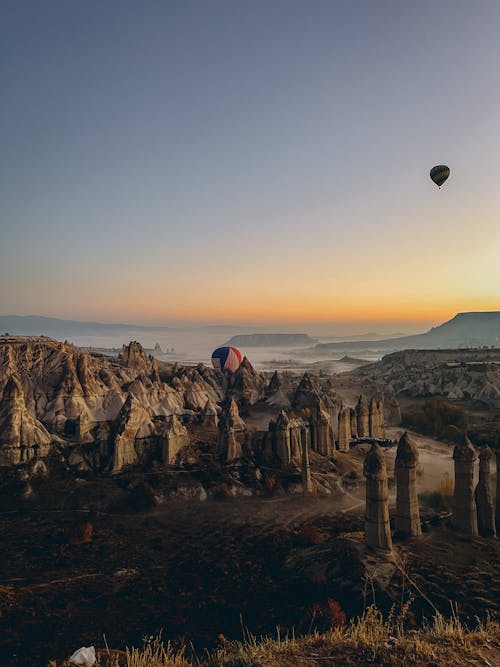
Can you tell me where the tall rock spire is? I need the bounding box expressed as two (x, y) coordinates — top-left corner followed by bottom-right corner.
(395, 432), (421, 537)
(363, 444), (392, 551)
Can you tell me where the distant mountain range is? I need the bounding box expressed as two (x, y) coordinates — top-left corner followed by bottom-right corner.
(0, 315), (171, 337)
(225, 333), (317, 347)
(311, 312), (500, 355)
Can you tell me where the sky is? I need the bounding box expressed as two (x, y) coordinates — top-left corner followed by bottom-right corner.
(1, 1), (499, 333)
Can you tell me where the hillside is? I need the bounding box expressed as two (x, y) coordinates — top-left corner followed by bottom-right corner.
(311, 312), (500, 355)
(0, 315), (171, 338)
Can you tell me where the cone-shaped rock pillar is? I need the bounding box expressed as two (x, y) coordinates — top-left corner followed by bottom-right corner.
(452, 436), (478, 536)
(301, 425), (314, 494)
(364, 444), (392, 551)
(350, 408), (358, 439)
(217, 399), (246, 461)
(496, 454), (500, 537)
(337, 405), (351, 452)
(356, 395), (369, 438)
(395, 432), (421, 537)
(475, 446), (496, 537)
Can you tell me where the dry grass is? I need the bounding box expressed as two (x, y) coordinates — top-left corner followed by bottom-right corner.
(58, 607), (499, 667)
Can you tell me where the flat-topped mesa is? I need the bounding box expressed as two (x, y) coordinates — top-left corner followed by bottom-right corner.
(452, 435), (478, 536)
(337, 404), (351, 452)
(217, 398), (247, 461)
(0, 375), (52, 466)
(310, 399), (334, 456)
(475, 446), (496, 537)
(162, 415), (189, 465)
(356, 395), (370, 438)
(363, 444), (392, 551)
(395, 432), (422, 537)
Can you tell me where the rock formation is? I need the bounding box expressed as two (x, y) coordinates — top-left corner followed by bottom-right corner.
(363, 444), (392, 551)
(395, 432), (421, 537)
(369, 397), (380, 438)
(162, 415), (189, 465)
(377, 399), (386, 437)
(111, 394), (155, 473)
(452, 435), (478, 536)
(273, 410), (293, 465)
(0, 375), (52, 466)
(337, 404), (351, 452)
(292, 373), (321, 410)
(199, 398), (218, 428)
(310, 399), (334, 456)
(268, 410), (305, 466)
(475, 446), (496, 537)
(497, 454), (500, 537)
(301, 425), (314, 494)
(227, 357), (266, 410)
(350, 407), (358, 439)
(217, 399), (247, 461)
(356, 395), (369, 438)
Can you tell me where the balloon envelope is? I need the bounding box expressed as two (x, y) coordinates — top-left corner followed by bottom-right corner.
(430, 165), (450, 187)
(211, 346), (242, 372)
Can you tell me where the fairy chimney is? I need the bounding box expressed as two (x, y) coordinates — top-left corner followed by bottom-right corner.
(337, 405), (351, 452)
(395, 432), (421, 537)
(363, 444), (392, 551)
(356, 395), (370, 438)
(475, 446), (496, 537)
(452, 435), (478, 536)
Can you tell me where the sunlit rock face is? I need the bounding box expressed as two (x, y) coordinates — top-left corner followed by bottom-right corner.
(217, 398), (247, 461)
(162, 415), (189, 465)
(0, 375), (52, 466)
(111, 394), (156, 473)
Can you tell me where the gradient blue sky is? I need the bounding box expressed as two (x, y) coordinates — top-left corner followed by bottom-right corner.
(1, 1), (499, 331)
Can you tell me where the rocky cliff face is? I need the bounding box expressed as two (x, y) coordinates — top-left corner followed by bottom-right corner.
(356, 349), (500, 407)
(0, 337), (221, 467)
(0, 375), (52, 466)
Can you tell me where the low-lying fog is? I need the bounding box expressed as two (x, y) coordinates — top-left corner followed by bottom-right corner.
(69, 327), (382, 371)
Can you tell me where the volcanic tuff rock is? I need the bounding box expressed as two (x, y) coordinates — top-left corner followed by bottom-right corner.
(364, 444), (392, 551)
(111, 394), (156, 472)
(162, 415), (190, 465)
(475, 446), (496, 537)
(355, 349), (500, 408)
(453, 435), (479, 536)
(0, 375), (52, 466)
(395, 432), (421, 537)
(217, 398), (247, 461)
(227, 356), (267, 409)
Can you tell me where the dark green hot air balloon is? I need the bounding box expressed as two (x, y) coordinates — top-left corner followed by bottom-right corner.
(430, 165), (450, 188)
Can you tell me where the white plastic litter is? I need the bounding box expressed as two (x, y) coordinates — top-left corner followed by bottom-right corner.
(69, 646), (96, 666)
